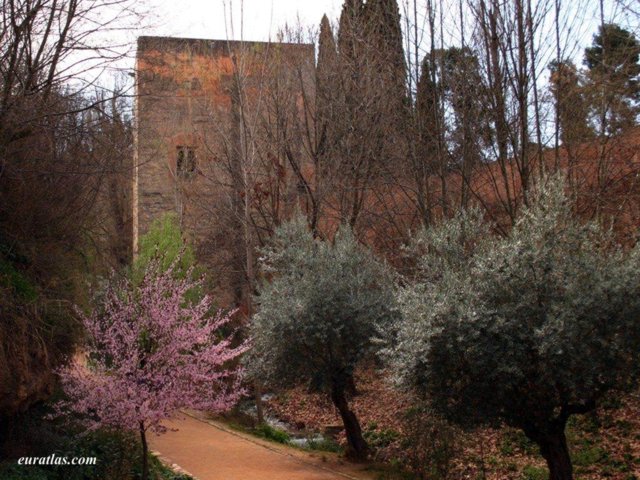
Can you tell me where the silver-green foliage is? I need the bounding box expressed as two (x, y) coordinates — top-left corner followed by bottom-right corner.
(248, 215), (398, 390)
(391, 178), (640, 432)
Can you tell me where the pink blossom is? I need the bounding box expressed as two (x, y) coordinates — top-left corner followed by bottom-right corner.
(57, 258), (248, 437)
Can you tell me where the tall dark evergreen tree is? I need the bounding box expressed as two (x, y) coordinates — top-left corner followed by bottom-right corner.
(315, 14), (340, 217)
(317, 15), (339, 86)
(363, 0), (407, 110)
(329, 0), (405, 226)
(365, 0), (409, 176)
(316, 14), (339, 125)
(336, 0), (366, 118)
(414, 54), (450, 218)
(441, 47), (488, 207)
(549, 60), (593, 145)
(337, 0), (365, 62)
(585, 23), (640, 134)
(416, 56), (444, 163)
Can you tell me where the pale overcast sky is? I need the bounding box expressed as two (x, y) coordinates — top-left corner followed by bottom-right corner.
(143, 0), (343, 41)
(90, 0), (624, 91)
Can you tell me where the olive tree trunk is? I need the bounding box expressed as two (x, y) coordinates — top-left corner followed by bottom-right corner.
(330, 376), (368, 460)
(526, 424), (573, 480)
(538, 429), (573, 480)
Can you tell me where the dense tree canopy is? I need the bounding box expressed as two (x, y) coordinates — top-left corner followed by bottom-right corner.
(388, 178), (640, 480)
(248, 215), (398, 459)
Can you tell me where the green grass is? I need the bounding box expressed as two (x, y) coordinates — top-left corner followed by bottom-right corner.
(150, 455), (194, 479)
(365, 461), (418, 480)
(218, 412), (343, 454)
(572, 444), (607, 467)
(364, 423), (400, 450)
(500, 429), (538, 456)
(253, 424), (291, 444)
(521, 465), (549, 480)
(304, 437), (342, 453)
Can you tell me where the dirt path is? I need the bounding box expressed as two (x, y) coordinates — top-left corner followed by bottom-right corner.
(148, 412), (376, 480)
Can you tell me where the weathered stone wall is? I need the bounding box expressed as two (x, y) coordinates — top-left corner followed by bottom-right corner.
(134, 36), (314, 303)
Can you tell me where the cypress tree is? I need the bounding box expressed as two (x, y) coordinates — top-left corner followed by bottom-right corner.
(363, 0), (408, 169)
(416, 55), (444, 163)
(316, 15), (340, 171)
(364, 0), (406, 107)
(337, 0), (364, 62)
(317, 14), (339, 108)
(549, 60), (593, 145)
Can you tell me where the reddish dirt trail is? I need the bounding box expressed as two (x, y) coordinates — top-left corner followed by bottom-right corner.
(148, 413), (375, 480)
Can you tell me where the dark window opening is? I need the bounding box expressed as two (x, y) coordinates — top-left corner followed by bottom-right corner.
(177, 146), (196, 178)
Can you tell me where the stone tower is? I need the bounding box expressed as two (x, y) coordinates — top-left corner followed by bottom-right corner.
(134, 36), (314, 260)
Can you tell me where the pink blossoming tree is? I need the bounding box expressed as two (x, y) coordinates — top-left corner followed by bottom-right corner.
(57, 259), (247, 480)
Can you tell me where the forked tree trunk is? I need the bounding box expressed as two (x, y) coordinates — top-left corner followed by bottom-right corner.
(139, 422), (149, 480)
(527, 426), (573, 480)
(330, 377), (368, 460)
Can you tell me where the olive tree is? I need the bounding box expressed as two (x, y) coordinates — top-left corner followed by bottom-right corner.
(389, 179), (640, 480)
(248, 215), (398, 459)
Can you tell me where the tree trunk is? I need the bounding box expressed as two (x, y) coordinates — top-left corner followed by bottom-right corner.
(529, 427), (573, 480)
(139, 422), (149, 480)
(255, 382), (265, 425)
(330, 377), (368, 460)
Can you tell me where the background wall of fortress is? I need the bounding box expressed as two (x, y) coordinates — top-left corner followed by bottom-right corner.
(134, 36), (315, 303)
